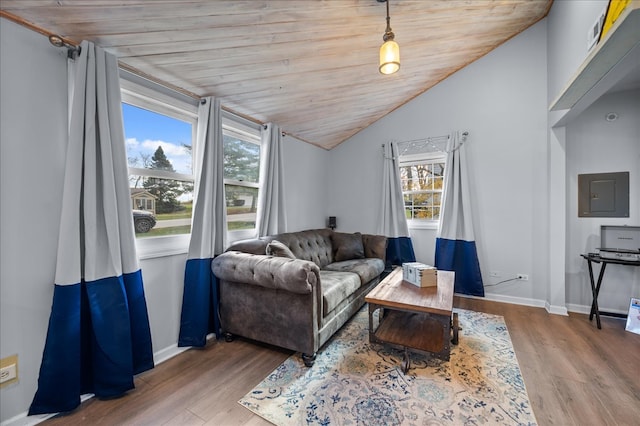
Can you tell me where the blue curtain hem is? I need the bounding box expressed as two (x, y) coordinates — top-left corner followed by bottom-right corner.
(435, 237), (484, 297)
(178, 258), (220, 347)
(385, 236), (416, 268)
(29, 273), (153, 416)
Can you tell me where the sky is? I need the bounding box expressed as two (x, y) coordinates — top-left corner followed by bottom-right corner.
(122, 103), (193, 175)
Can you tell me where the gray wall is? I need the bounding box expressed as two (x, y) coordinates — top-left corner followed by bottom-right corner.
(282, 135), (329, 232)
(1, 18), (68, 423)
(546, 0), (609, 105)
(565, 89), (640, 313)
(0, 18), (329, 423)
(329, 19), (549, 305)
(546, 0), (639, 315)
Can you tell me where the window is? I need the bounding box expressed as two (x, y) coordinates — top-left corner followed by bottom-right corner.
(121, 78), (264, 254)
(223, 121), (261, 239)
(121, 90), (197, 240)
(399, 154), (446, 227)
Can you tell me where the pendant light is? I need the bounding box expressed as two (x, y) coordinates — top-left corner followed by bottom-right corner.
(378, 0), (400, 75)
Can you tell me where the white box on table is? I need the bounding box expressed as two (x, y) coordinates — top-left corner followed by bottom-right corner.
(402, 262), (438, 287)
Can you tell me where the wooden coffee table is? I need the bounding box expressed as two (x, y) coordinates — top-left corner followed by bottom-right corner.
(366, 267), (457, 373)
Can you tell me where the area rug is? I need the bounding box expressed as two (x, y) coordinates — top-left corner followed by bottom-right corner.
(239, 307), (537, 425)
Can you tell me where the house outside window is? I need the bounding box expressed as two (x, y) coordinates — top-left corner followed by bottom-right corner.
(399, 153), (446, 229)
(131, 189), (157, 214)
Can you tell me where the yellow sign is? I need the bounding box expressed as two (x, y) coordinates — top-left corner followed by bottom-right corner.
(600, 0), (632, 41)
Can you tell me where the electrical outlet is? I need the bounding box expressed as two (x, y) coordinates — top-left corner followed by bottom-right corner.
(0, 354), (18, 387)
(0, 364), (17, 384)
(516, 274), (529, 281)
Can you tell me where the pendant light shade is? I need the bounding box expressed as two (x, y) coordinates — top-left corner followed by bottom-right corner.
(379, 39), (400, 75)
(379, 0), (399, 75)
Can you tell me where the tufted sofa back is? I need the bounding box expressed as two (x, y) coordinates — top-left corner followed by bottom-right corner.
(272, 228), (334, 268)
(225, 228), (387, 269)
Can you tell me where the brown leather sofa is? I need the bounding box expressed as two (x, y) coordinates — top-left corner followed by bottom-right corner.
(211, 228), (387, 366)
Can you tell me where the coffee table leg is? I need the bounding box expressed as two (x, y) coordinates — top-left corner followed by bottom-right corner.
(451, 313), (459, 345)
(402, 347), (410, 374)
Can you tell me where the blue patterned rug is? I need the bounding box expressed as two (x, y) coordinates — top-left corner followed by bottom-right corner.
(239, 307), (537, 425)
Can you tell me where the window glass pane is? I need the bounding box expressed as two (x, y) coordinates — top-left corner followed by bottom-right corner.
(123, 103), (193, 175)
(123, 102), (194, 238)
(223, 134), (260, 183)
(130, 175), (193, 237)
(225, 184), (258, 230)
(400, 156), (445, 222)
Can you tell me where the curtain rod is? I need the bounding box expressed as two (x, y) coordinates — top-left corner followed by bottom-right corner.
(6, 10), (302, 143)
(11, 12), (267, 128)
(118, 62), (265, 128)
(382, 131), (469, 157)
(399, 131), (469, 146)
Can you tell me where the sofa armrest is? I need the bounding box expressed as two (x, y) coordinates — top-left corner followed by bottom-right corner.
(211, 251), (320, 294)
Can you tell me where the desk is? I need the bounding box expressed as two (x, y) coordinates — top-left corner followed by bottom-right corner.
(581, 253), (640, 329)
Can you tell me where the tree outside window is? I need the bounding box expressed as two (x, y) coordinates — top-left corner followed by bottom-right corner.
(223, 130), (261, 231)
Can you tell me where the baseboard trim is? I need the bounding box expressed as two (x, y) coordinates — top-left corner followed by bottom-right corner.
(460, 292), (546, 308)
(545, 301), (569, 316)
(565, 303), (629, 316)
(457, 292), (572, 316)
(153, 343), (191, 365)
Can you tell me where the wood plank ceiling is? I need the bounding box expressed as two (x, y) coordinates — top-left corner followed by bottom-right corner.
(1, 0), (551, 150)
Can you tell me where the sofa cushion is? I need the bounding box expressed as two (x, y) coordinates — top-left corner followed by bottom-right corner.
(266, 240), (296, 259)
(362, 234), (388, 261)
(332, 232), (365, 262)
(323, 258), (385, 285)
(319, 270), (361, 316)
(226, 238), (270, 255)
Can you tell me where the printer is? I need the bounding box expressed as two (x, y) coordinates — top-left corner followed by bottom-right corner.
(597, 225), (640, 261)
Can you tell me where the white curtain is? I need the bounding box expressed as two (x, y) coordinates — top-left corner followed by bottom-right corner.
(378, 142), (416, 266)
(256, 123), (287, 237)
(30, 40), (153, 415)
(178, 97), (227, 346)
(435, 131), (484, 296)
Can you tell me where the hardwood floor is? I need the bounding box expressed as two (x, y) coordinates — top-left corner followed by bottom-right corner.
(43, 297), (640, 426)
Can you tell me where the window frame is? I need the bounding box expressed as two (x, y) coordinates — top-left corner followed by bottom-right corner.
(399, 152), (447, 230)
(120, 78), (265, 256)
(120, 78), (199, 259)
(221, 114), (263, 243)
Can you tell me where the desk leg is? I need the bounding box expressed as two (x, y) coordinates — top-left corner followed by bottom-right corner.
(587, 261), (606, 330)
(593, 264), (606, 329)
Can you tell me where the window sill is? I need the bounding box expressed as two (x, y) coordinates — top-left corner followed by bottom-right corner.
(136, 234), (190, 260)
(407, 220), (439, 231)
(135, 228), (259, 260)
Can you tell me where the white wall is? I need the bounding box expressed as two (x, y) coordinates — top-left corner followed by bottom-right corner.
(329, 20), (549, 305)
(546, 0), (638, 315)
(0, 18), (69, 423)
(282, 136), (330, 232)
(546, 0), (609, 105)
(0, 18), (329, 424)
(546, 0), (611, 314)
(565, 89), (640, 313)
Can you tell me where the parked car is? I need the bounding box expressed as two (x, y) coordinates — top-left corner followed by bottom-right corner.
(133, 209), (156, 233)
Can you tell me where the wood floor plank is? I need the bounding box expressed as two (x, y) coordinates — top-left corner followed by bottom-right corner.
(41, 297), (640, 426)
(161, 410), (205, 426)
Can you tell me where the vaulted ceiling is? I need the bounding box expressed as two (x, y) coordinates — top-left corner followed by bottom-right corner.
(1, 0), (551, 149)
